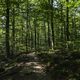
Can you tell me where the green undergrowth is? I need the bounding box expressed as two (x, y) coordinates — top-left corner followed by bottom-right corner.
(37, 50), (80, 80)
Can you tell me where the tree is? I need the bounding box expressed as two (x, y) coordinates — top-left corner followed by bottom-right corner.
(5, 0), (10, 57)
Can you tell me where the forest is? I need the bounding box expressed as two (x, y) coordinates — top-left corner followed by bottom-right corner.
(0, 0), (80, 80)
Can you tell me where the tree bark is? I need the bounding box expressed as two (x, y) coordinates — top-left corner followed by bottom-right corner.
(66, 0), (70, 41)
(50, 0), (54, 48)
(6, 0), (10, 58)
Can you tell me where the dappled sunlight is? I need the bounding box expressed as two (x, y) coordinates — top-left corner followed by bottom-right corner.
(0, 0), (80, 80)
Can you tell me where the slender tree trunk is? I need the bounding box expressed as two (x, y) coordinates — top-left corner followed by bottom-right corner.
(37, 29), (40, 50)
(43, 18), (47, 49)
(31, 27), (33, 50)
(26, 21), (28, 52)
(26, 0), (29, 52)
(12, 8), (15, 55)
(60, 4), (64, 42)
(66, 0), (70, 41)
(21, 21), (24, 44)
(34, 13), (37, 51)
(50, 0), (54, 49)
(47, 19), (51, 48)
(6, 0), (10, 57)
(28, 18), (31, 50)
(47, 0), (52, 49)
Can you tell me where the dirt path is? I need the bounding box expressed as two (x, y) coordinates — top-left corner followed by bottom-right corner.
(4, 52), (52, 80)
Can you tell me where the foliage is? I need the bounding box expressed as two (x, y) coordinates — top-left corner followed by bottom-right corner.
(45, 50), (80, 80)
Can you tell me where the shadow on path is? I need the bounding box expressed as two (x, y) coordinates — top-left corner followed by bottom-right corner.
(2, 52), (52, 80)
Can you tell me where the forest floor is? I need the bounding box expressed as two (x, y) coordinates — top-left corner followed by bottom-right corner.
(2, 52), (52, 80)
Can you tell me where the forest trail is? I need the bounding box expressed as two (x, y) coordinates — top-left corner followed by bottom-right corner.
(4, 52), (52, 80)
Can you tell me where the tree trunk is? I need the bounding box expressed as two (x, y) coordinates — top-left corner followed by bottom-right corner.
(6, 0), (10, 58)
(66, 0), (70, 41)
(50, 0), (54, 49)
(12, 7), (15, 55)
(34, 12), (37, 51)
